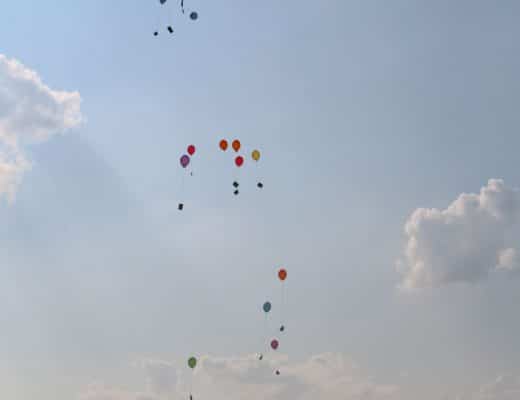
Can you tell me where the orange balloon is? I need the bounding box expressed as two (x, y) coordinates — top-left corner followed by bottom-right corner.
(278, 268), (287, 281)
(219, 139), (228, 151)
(232, 139), (241, 152)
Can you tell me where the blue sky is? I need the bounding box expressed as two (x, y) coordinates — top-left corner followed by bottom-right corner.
(1, 1), (520, 399)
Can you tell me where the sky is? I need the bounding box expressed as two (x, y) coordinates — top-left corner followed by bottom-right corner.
(1, 0), (520, 399)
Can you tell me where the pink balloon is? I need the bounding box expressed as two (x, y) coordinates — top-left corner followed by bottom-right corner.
(271, 339), (279, 350)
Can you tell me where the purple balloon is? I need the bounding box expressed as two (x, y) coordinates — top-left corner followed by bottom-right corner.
(180, 154), (190, 168)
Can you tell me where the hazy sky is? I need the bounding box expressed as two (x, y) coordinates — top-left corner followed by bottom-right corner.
(1, 1), (520, 399)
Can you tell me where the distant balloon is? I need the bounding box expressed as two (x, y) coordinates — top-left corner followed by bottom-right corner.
(235, 156), (244, 167)
(271, 339), (279, 350)
(232, 139), (241, 152)
(219, 139), (228, 151)
(263, 302), (272, 313)
(180, 154), (190, 168)
(187, 145), (196, 155)
(188, 357), (197, 369)
(160, 0), (167, 4)
(190, 11), (198, 20)
(278, 269), (287, 281)
(252, 149), (260, 161)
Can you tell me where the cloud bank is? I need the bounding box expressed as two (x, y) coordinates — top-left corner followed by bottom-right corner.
(78, 353), (400, 400)
(0, 54), (83, 202)
(397, 179), (520, 289)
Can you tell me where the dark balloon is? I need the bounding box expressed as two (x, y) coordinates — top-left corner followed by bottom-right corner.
(180, 154), (190, 168)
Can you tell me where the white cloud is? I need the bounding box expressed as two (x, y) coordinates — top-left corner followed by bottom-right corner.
(78, 353), (400, 400)
(0, 54), (83, 202)
(397, 179), (520, 289)
(455, 374), (520, 400)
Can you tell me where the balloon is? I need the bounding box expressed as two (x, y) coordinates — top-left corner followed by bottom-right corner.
(235, 156), (244, 167)
(188, 357), (197, 369)
(252, 150), (260, 161)
(190, 11), (198, 20)
(232, 139), (241, 152)
(263, 301), (272, 313)
(187, 145), (196, 155)
(219, 139), (228, 151)
(271, 339), (279, 350)
(278, 269), (287, 281)
(180, 154), (190, 168)
(160, 0), (167, 4)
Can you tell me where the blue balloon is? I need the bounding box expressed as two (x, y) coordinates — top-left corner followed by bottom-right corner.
(263, 302), (272, 313)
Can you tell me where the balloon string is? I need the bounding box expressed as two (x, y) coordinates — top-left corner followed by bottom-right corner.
(281, 282), (285, 328)
(189, 372), (193, 399)
(262, 312), (268, 355)
(168, 0), (173, 26)
(156, 3), (161, 32)
(178, 169), (186, 204)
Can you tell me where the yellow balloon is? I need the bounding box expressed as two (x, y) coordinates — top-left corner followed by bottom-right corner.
(252, 149), (261, 161)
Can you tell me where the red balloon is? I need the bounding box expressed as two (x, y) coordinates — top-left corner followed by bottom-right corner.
(187, 145), (196, 155)
(271, 339), (279, 350)
(278, 269), (287, 281)
(235, 156), (244, 167)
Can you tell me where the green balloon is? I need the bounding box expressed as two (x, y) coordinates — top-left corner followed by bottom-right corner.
(188, 356), (197, 369)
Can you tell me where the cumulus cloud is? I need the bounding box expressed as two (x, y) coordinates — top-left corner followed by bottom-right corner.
(0, 54), (82, 202)
(78, 353), (400, 400)
(397, 179), (520, 289)
(454, 374), (520, 400)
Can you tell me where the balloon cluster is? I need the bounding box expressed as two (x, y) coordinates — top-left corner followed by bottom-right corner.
(178, 144), (196, 210)
(219, 138), (262, 195)
(260, 268), (288, 376)
(154, 0), (198, 37)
